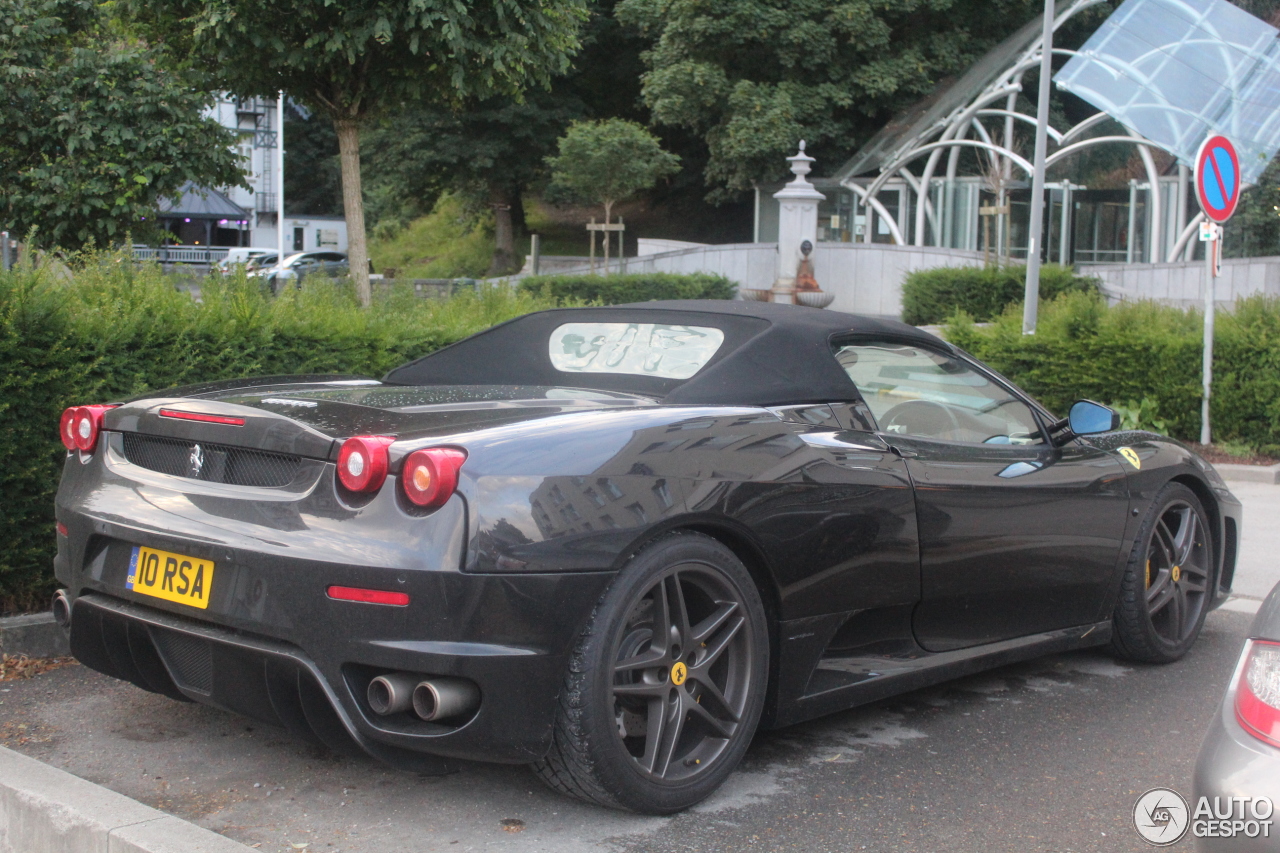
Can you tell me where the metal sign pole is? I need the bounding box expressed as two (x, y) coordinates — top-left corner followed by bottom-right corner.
(277, 91), (285, 263)
(1201, 225), (1216, 444)
(1192, 135), (1241, 447)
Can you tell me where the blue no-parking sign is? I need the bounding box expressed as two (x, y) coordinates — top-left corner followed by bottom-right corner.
(1194, 135), (1242, 224)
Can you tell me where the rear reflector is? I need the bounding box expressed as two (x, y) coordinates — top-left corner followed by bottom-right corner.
(56, 522), (68, 537)
(159, 409), (246, 426)
(1235, 639), (1280, 749)
(326, 585), (409, 606)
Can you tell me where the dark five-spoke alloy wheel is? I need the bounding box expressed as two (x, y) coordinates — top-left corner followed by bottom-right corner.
(1111, 482), (1213, 663)
(534, 532), (768, 813)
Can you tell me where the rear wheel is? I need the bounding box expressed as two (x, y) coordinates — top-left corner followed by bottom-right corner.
(1111, 482), (1213, 663)
(533, 532), (768, 814)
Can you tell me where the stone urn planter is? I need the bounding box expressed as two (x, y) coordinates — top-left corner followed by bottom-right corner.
(795, 290), (835, 308)
(739, 288), (772, 302)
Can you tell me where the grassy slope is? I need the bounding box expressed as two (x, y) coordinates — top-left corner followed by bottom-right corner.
(368, 194), (494, 280)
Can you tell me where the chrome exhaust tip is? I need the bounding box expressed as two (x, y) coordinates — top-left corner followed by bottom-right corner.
(50, 590), (71, 631)
(367, 673), (419, 716)
(412, 677), (480, 722)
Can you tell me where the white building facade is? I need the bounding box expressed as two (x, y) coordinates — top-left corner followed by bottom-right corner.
(161, 96), (348, 253)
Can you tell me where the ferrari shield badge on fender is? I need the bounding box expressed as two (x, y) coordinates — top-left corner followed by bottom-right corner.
(1119, 447), (1141, 469)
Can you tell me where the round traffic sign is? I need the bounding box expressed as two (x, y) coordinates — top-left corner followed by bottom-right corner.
(1194, 135), (1242, 224)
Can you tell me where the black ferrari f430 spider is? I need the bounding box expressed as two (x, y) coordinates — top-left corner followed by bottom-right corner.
(53, 301), (1241, 813)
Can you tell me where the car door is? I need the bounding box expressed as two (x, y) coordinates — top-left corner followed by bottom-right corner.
(833, 339), (1129, 652)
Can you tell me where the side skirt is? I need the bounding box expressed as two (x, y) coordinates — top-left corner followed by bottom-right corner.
(768, 620), (1112, 729)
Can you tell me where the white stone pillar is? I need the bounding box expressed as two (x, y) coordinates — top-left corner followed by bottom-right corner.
(772, 142), (826, 303)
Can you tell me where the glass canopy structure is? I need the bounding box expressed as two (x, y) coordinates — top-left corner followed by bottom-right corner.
(810, 0), (1280, 264)
(1058, 0), (1280, 186)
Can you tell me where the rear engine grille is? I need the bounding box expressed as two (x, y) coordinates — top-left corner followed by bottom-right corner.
(121, 432), (302, 487)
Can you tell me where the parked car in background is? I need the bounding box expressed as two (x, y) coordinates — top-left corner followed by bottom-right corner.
(214, 248), (277, 274)
(1195, 581), (1280, 852)
(248, 251), (348, 289)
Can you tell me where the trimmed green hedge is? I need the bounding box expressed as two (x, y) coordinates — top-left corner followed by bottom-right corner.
(517, 272), (735, 304)
(902, 263), (1099, 325)
(946, 292), (1280, 452)
(0, 258), (559, 612)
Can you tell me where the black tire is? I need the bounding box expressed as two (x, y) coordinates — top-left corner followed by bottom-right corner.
(532, 531), (769, 814)
(1111, 482), (1214, 663)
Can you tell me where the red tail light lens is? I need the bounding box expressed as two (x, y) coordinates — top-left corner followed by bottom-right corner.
(61, 405), (116, 453)
(326, 585), (410, 606)
(337, 436), (395, 493)
(59, 408), (79, 451)
(401, 447), (467, 508)
(1235, 639), (1280, 748)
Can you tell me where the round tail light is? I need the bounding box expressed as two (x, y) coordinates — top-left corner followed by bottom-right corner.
(61, 405), (115, 453)
(401, 447), (467, 508)
(59, 408), (79, 451)
(337, 436), (395, 493)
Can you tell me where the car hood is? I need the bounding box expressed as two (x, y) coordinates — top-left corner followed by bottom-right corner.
(104, 378), (658, 459)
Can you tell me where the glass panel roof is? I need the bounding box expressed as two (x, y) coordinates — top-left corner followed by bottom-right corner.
(1056, 0), (1280, 184)
(832, 2), (1080, 181)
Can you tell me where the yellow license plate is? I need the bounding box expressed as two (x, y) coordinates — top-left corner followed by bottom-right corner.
(126, 546), (214, 609)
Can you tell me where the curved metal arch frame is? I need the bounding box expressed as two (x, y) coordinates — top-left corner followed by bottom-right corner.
(839, 0), (1181, 258)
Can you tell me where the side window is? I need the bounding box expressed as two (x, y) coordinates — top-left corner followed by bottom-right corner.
(832, 342), (1044, 445)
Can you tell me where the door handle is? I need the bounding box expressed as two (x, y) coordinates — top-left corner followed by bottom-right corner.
(889, 445), (918, 459)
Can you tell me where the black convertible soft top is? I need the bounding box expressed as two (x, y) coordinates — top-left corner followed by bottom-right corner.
(384, 300), (944, 407)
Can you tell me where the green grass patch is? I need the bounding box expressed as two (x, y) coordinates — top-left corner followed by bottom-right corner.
(369, 193), (495, 280)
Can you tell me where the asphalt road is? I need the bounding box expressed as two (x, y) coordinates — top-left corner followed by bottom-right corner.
(2, 481), (1274, 853)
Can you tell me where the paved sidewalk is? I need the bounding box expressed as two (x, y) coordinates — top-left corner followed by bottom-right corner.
(1224, 480), (1279, 604)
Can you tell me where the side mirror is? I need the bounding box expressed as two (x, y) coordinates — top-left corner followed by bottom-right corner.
(1068, 400), (1120, 435)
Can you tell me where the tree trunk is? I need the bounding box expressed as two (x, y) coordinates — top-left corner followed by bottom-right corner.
(487, 184), (518, 277)
(334, 117), (371, 306)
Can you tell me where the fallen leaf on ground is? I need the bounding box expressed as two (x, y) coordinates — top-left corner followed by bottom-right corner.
(0, 654), (76, 682)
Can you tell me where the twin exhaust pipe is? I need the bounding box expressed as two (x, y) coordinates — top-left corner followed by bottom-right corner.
(367, 673), (479, 722)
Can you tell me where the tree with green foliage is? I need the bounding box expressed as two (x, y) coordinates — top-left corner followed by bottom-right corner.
(129, 0), (588, 305)
(362, 0), (647, 275)
(547, 119), (681, 231)
(0, 0), (245, 248)
(365, 94), (583, 276)
(616, 0), (1051, 198)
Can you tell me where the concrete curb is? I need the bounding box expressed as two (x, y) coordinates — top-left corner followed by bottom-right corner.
(0, 746), (252, 852)
(0, 613), (69, 659)
(1215, 462), (1280, 485)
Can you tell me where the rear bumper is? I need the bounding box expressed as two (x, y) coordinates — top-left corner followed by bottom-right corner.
(54, 443), (614, 766)
(67, 591), (601, 766)
(1193, 684), (1280, 852)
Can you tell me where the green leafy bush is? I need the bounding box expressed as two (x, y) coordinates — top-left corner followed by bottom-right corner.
(902, 264), (1099, 326)
(517, 272), (735, 304)
(0, 255), (558, 612)
(946, 292), (1280, 453)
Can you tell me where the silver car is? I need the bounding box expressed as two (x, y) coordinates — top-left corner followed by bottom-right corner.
(1195, 582), (1280, 851)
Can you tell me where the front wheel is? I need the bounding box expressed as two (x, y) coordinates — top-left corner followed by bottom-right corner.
(1111, 482), (1214, 663)
(533, 532), (768, 814)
